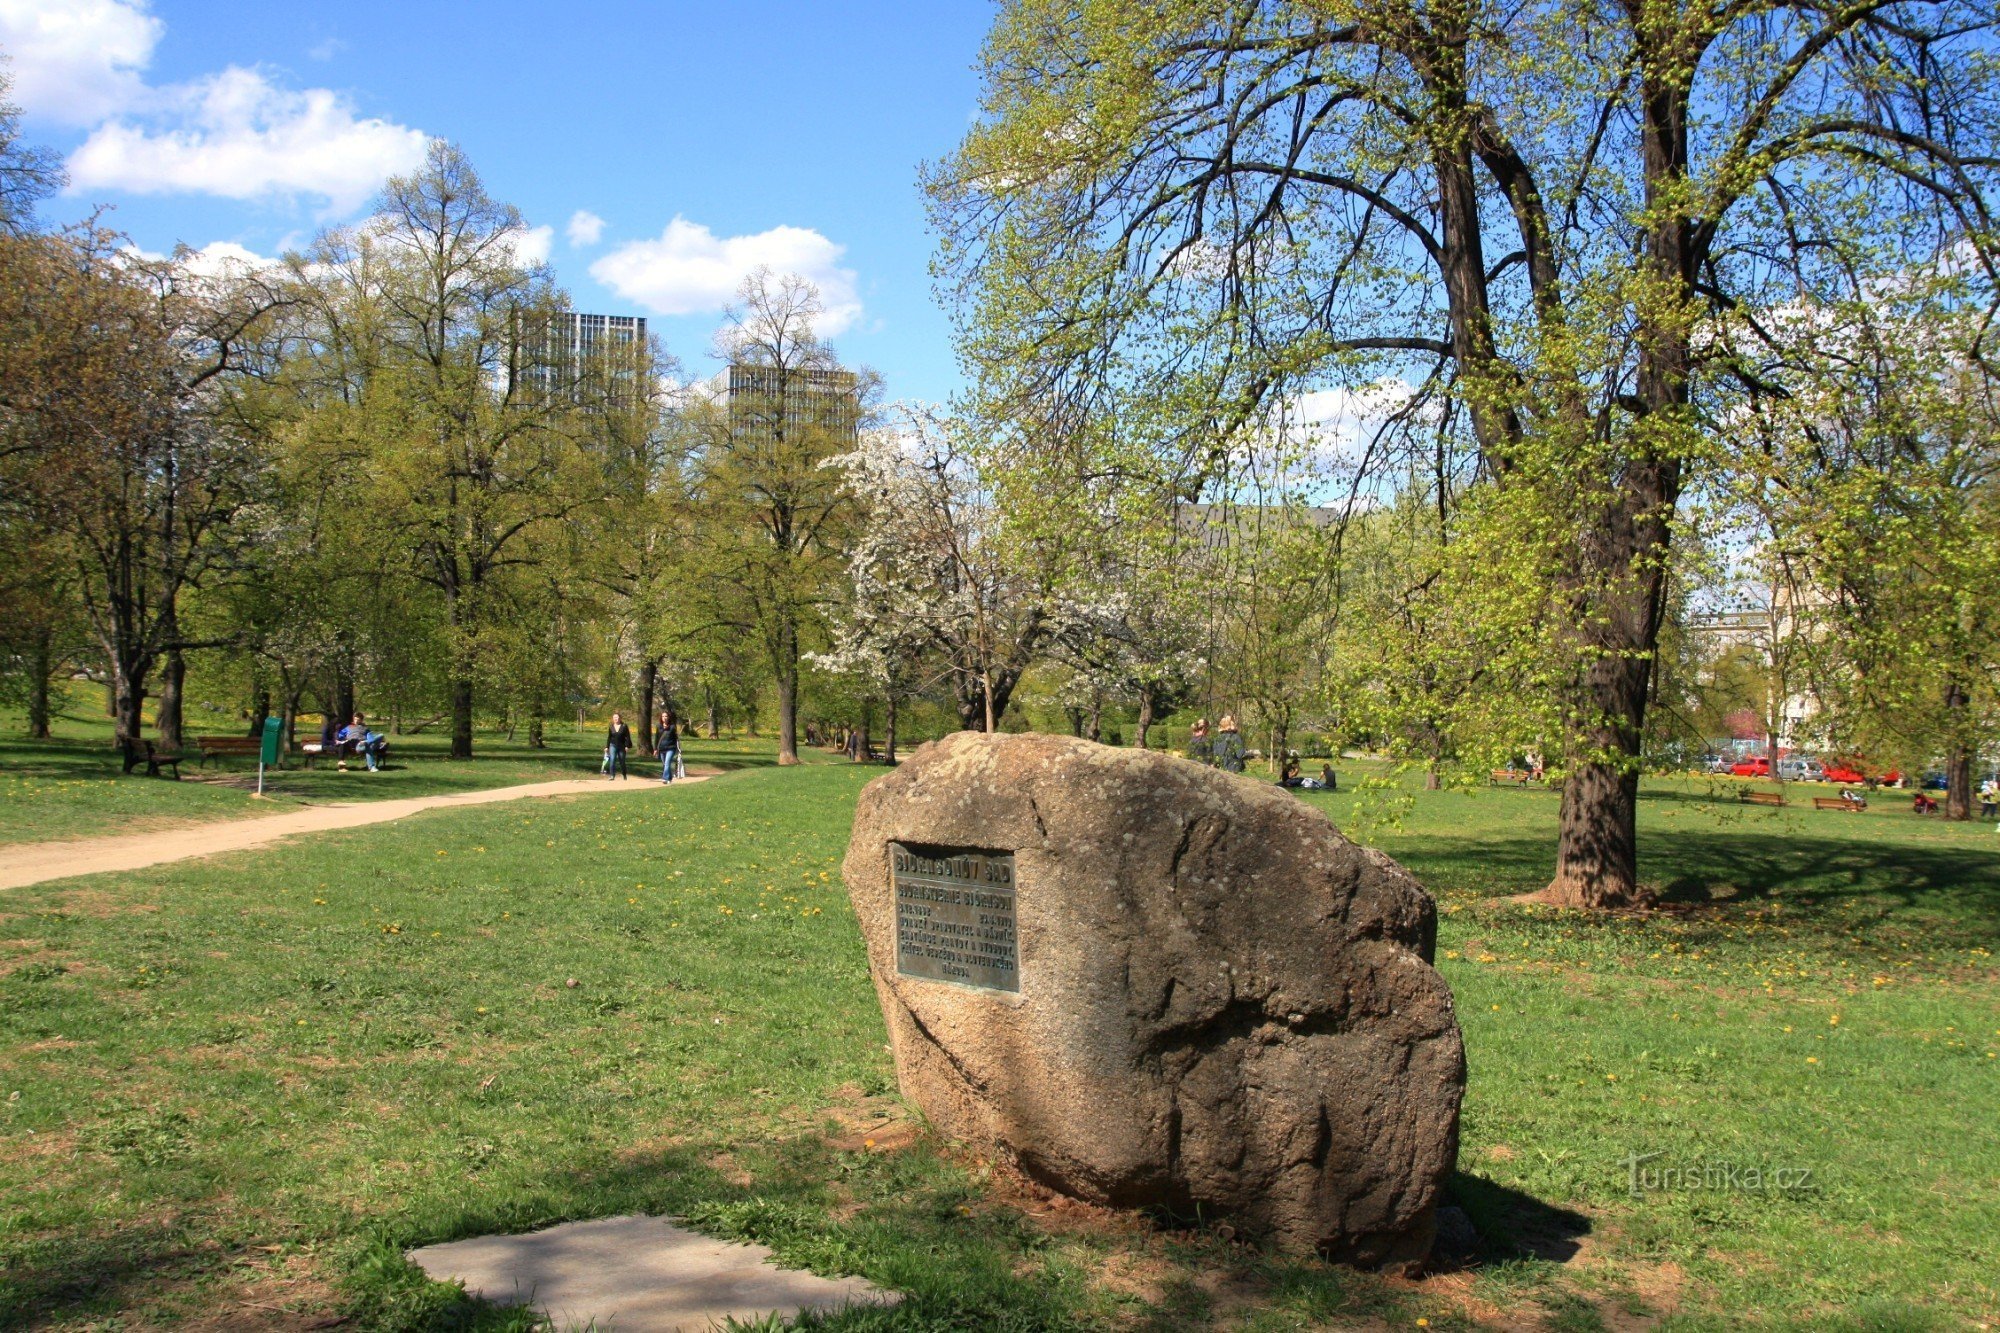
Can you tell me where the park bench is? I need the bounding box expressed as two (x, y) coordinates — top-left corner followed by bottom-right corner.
(300, 737), (388, 769)
(1738, 790), (1785, 807)
(119, 737), (182, 779)
(194, 735), (281, 767)
(1813, 796), (1862, 812)
(299, 741), (345, 769)
(1490, 769), (1533, 785)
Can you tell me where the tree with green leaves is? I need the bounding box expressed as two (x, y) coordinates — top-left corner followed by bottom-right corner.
(929, 0), (2000, 906)
(291, 142), (607, 757)
(1743, 296), (2000, 818)
(676, 271), (872, 764)
(0, 226), (280, 751)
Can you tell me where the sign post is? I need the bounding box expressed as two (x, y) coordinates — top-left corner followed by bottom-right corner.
(258, 715), (283, 796)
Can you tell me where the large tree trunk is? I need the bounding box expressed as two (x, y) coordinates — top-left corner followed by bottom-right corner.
(1135, 691), (1156, 749)
(885, 692), (898, 765)
(528, 714), (545, 749)
(1540, 57), (1691, 910)
(156, 647), (186, 751)
(335, 669), (356, 731)
(1544, 645), (1654, 908)
(451, 677), (474, 759)
(112, 654), (148, 750)
(958, 679), (986, 731)
(639, 660), (657, 755)
(1944, 680), (1973, 820)
(776, 670), (800, 764)
(26, 627), (52, 739)
(283, 682), (305, 749)
(774, 616), (801, 764)
(248, 687), (270, 739)
(956, 661), (1024, 733)
(1945, 744), (1973, 822)
(1549, 759), (1642, 904)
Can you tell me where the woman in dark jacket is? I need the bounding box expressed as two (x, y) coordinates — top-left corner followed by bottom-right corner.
(604, 712), (633, 780)
(655, 709), (680, 783)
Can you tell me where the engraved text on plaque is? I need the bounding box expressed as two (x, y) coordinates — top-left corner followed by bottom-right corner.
(892, 843), (1018, 992)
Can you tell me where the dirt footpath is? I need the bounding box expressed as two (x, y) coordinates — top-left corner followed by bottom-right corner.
(0, 774), (711, 892)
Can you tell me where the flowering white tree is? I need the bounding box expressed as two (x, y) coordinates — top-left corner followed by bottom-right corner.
(818, 405), (1101, 738)
(811, 430), (940, 760)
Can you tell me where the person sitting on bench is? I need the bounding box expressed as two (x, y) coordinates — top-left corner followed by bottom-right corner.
(1840, 788), (1867, 809)
(338, 713), (384, 772)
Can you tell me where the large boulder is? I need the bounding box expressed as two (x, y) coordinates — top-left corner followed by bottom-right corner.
(841, 732), (1464, 1270)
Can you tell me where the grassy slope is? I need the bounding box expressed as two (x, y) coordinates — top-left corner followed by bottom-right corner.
(0, 694), (830, 846)
(0, 761), (1993, 1330)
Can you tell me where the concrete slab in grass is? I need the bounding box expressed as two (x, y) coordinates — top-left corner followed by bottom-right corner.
(408, 1214), (899, 1332)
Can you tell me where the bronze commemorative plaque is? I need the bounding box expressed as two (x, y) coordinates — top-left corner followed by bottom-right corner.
(891, 843), (1018, 992)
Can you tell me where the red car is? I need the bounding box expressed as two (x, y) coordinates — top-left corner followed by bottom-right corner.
(1822, 762), (1866, 784)
(1730, 757), (1772, 777)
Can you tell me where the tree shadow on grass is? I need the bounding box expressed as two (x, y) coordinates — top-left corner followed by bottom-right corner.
(1403, 826), (2000, 925)
(0, 1221), (225, 1328)
(368, 1139), (1118, 1331)
(1644, 832), (2000, 917)
(375, 1136), (1607, 1332)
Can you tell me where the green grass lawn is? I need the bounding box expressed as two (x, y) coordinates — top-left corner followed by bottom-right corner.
(0, 692), (845, 846)
(0, 758), (1994, 1329)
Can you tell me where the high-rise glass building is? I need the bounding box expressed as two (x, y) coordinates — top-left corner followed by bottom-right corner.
(522, 311), (650, 405)
(718, 364), (861, 449)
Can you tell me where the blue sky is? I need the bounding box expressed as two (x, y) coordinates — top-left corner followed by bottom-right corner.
(1, 0), (995, 403)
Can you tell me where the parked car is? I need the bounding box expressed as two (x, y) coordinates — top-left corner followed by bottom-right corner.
(1779, 757), (1826, 782)
(1702, 753), (1735, 774)
(1822, 761), (1867, 784)
(1730, 756), (1772, 777)
(1921, 771), (1949, 790)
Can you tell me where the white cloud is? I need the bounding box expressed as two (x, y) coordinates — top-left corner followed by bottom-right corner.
(591, 217), (862, 335)
(1288, 378), (1418, 469)
(0, 0), (161, 125)
(1, 0), (427, 212)
(66, 66), (429, 212)
(119, 239), (283, 293)
(566, 209), (605, 247)
(179, 239), (280, 278)
(306, 36), (344, 62)
(499, 223), (553, 268)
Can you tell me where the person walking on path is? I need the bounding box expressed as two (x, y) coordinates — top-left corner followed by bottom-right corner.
(654, 709), (681, 783)
(604, 712), (633, 780)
